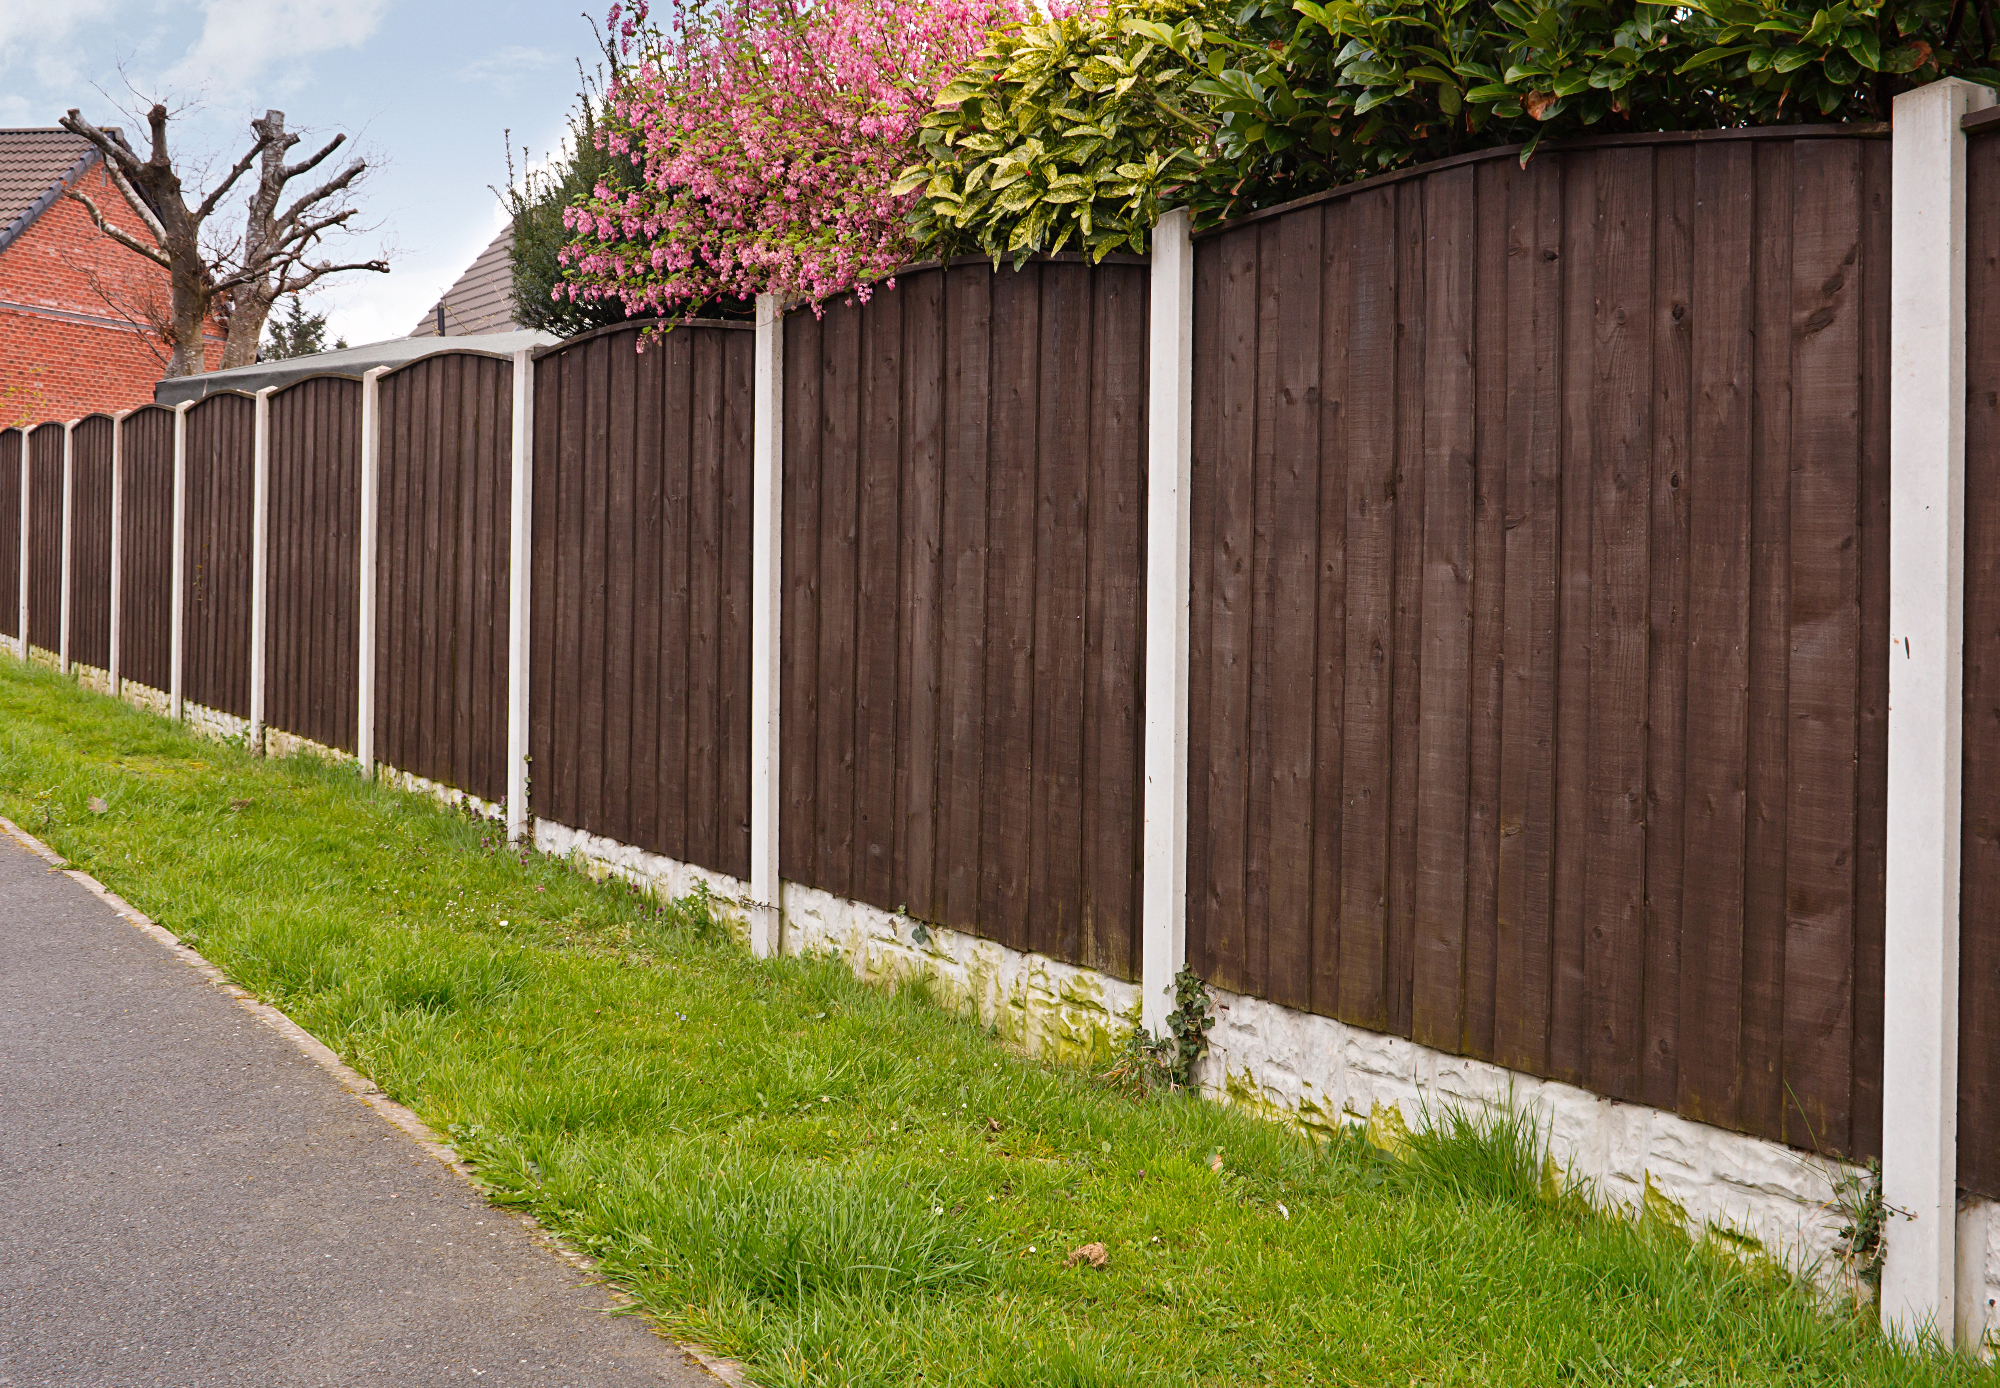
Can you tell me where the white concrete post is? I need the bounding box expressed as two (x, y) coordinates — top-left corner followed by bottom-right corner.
(169, 402), (189, 722)
(248, 389), (274, 751)
(748, 294), (785, 960)
(1142, 207), (1196, 1037)
(14, 426), (26, 662)
(58, 420), (74, 674)
(1883, 75), (1994, 1348)
(357, 368), (386, 778)
(505, 351), (535, 842)
(109, 411), (126, 695)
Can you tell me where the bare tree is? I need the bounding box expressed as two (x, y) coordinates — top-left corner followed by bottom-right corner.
(219, 111), (386, 368)
(57, 103), (387, 377)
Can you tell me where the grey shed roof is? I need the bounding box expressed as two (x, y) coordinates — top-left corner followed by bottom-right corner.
(153, 328), (560, 406)
(409, 224), (519, 338)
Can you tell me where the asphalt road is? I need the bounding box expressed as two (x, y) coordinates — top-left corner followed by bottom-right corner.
(0, 830), (714, 1388)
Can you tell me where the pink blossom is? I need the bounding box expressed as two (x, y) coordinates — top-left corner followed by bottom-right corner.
(559, 0), (1025, 318)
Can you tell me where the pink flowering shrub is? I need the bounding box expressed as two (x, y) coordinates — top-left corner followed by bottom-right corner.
(559, 0), (1032, 318)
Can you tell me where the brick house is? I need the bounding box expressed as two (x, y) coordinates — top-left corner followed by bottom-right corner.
(0, 127), (221, 426)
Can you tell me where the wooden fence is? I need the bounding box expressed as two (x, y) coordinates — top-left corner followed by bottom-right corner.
(1187, 128), (1890, 1165)
(376, 355), (512, 801)
(267, 378), (362, 753)
(27, 422), (60, 652)
(69, 415), (114, 672)
(6, 113), (1998, 1221)
(118, 405), (176, 695)
(0, 429), (18, 644)
(781, 259), (1149, 978)
(182, 393), (256, 719)
(532, 321), (754, 878)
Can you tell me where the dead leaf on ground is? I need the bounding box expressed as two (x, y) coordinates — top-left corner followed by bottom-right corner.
(986, 1117), (1002, 1133)
(1066, 1242), (1108, 1269)
(1209, 1152), (1224, 1174)
(87, 797), (108, 814)
(229, 798), (253, 811)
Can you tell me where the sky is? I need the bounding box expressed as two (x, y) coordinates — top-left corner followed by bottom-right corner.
(0, 0), (603, 346)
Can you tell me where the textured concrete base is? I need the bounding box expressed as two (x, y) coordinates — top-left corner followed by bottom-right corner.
(529, 823), (2000, 1334)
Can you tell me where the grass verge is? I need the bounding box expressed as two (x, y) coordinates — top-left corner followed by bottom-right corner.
(0, 660), (1988, 1387)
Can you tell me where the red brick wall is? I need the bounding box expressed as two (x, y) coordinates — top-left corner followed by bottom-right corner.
(0, 162), (222, 427)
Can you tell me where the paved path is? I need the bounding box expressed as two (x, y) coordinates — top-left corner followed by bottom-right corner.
(0, 831), (714, 1388)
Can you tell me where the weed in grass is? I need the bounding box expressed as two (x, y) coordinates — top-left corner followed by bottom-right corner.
(1, 658), (1993, 1388)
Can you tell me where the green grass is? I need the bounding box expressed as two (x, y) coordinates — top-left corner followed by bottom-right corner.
(0, 658), (1987, 1387)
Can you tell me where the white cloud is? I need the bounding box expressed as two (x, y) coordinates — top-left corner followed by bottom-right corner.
(455, 45), (559, 86)
(165, 0), (388, 96)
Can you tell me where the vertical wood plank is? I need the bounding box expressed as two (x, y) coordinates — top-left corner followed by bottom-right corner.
(1030, 263), (1091, 964)
(1852, 138), (1890, 1167)
(1203, 228), (1259, 994)
(1782, 138), (1864, 1153)
(936, 266), (990, 931)
(1265, 209), (1323, 1012)
(1643, 144), (1695, 1111)
(690, 330), (727, 872)
(1086, 264), (1148, 979)
(1742, 138), (1796, 1142)
(630, 336), (665, 854)
(1463, 159), (1511, 1061)
(1582, 148), (1654, 1103)
(1336, 188), (1400, 1031)
(1386, 179), (1428, 1039)
(1310, 203), (1350, 1019)
(980, 264), (1040, 952)
(898, 270), (947, 924)
(1961, 127), (2000, 1190)
(1677, 140), (1756, 1132)
(1549, 154), (1597, 1085)
(1413, 164), (1477, 1052)
(780, 314), (820, 883)
(814, 301), (860, 898)
(856, 292), (905, 912)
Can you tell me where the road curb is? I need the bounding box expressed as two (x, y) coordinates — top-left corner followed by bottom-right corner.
(0, 814), (756, 1388)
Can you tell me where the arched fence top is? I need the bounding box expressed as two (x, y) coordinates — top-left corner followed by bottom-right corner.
(185, 387), (260, 413)
(268, 371), (365, 394)
(266, 373), (365, 403)
(375, 347), (522, 384)
(1194, 118), (1892, 241)
(531, 316), (754, 360)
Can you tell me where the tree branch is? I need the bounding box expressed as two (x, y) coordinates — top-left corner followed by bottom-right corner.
(191, 135), (276, 224)
(62, 187), (171, 267)
(275, 257), (391, 294)
(270, 159), (368, 243)
(281, 133), (347, 183)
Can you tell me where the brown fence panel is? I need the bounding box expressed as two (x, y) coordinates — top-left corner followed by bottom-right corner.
(781, 259), (1149, 979)
(181, 392), (256, 717)
(69, 414), (115, 671)
(0, 429), (17, 642)
(377, 354), (511, 803)
(530, 321), (754, 877)
(118, 405), (176, 694)
(27, 421), (62, 653)
(1187, 128), (1889, 1163)
(267, 377), (362, 752)
(1963, 126), (2000, 1198)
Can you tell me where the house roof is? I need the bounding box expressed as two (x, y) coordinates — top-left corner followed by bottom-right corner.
(0, 128), (104, 255)
(153, 328), (561, 406)
(409, 224), (520, 338)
